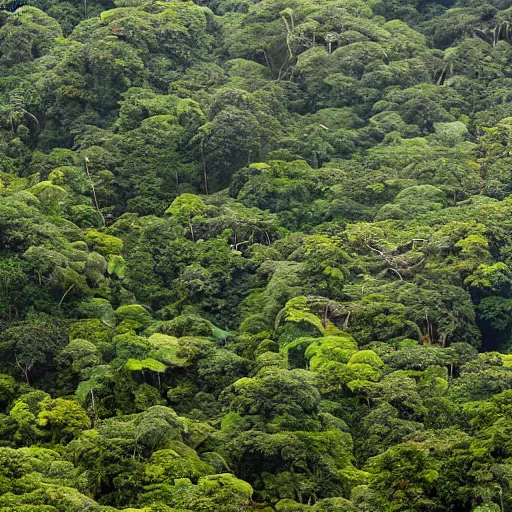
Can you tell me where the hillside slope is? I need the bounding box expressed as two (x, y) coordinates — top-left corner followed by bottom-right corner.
(1, 0), (512, 510)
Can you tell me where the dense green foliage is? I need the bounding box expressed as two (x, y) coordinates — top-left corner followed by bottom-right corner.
(2, 0), (512, 509)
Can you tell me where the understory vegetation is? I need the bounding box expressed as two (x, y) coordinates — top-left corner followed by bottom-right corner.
(2, 0), (512, 509)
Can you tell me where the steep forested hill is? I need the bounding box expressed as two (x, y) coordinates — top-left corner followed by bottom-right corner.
(2, 0), (512, 509)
